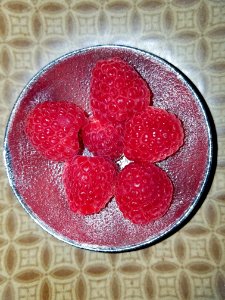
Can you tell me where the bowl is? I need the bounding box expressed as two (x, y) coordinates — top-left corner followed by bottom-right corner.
(3, 45), (217, 252)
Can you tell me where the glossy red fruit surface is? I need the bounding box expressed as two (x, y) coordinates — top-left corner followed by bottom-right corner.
(63, 156), (117, 215)
(90, 57), (152, 123)
(25, 101), (87, 161)
(82, 117), (124, 160)
(124, 106), (184, 163)
(115, 162), (173, 224)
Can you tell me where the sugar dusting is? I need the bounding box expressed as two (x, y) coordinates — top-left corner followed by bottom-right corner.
(5, 46), (213, 250)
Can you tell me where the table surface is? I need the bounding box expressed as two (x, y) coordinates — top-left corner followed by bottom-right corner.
(0, 0), (225, 299)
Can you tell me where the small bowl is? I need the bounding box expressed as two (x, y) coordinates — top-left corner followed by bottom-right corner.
(3, 45), (217, 252)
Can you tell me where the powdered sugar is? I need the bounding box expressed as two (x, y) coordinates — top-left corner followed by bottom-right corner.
(4, 46), (214, 251)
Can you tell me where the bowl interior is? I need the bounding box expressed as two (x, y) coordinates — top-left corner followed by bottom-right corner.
(4, 46), (215, 251)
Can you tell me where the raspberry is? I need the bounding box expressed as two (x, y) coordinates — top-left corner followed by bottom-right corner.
(82, 117), (124, 160)
(25, 101), (87, 161)
(115, 162), (173, 224)
(90, 57), (152, 123)
(124, 107), (184, 163)
(63, 156), (117, 215)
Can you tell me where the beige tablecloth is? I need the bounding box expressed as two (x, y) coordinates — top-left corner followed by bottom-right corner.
(0, 0), (225, 299)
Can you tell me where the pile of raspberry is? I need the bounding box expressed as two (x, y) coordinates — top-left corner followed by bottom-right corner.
(25, 58), (184, 225)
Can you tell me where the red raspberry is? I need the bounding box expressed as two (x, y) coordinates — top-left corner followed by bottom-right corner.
(25, 101), (87, 161)
(115, 162), (173, 224)
(63, 156), (117, 215)
(82, 117), (124, 160)
(90, 57), (152, 123)
(124, 107), (184, 163)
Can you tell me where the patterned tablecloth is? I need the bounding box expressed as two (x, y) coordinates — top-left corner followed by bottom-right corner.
(0, 0), (225, 299)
